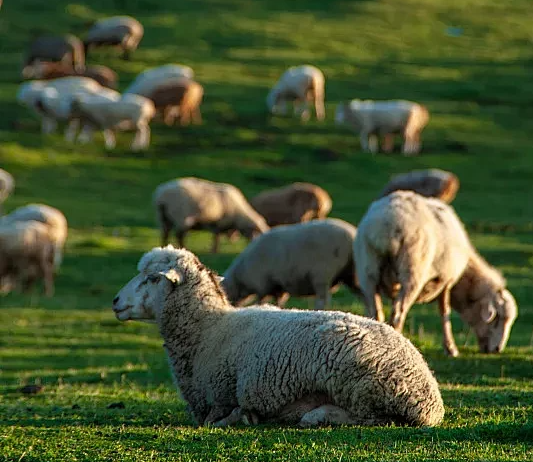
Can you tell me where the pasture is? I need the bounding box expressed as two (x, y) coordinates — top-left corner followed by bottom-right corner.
(1, 0), (533, 460)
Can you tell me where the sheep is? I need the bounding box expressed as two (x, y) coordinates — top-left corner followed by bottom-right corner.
(266, 65), (325, 121)
(142, 78), (203, 126)
(124, 64), (195, 96)
(69, 92), (156, 151)
(16, 77), (102, 135)
(153, 177), (269, 253)
(0, 169), (14, 215)
(1, 204), (68, 269)
(379, 169), (460, 204)
(112, 245), (444, 427)
(84, 16), (144, 60)
(0, 220), (56, 296)
(353, 191), (517, 357)
(23, 34), (85, 73)
(335, 100), (430, 155)
(250, 182), (332, 227)
(222, 218), (360, 310)
(22, 60), (118, 89)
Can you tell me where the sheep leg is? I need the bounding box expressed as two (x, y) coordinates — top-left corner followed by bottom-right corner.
(135, 125), (150, 150)
(211, 233), (221, 253)
(176, 230), (186, 248)
(314, 283), (332, 310)
(77, 125), (94, 144)
(402, 130), (420, 156)
(382, 133), (395, 153)
(163, 107), (176, 126)
(314, 94), (325, 121)
(64, 119), (79, 143)
(359, 131), (377, 153)
(210, 407), (259, 427)
(192, 107), (202, 125)
(275, 292), (290, 307)
(180, 109), (191, 126)
(368, 134), (379, 154)
(299, 405), (355, 427)
(438, 286), (459, 357)
(41, 117), (57, 135)
(103, 129), (116, 150)
(357, 260), (385, 322)
(389, 279), (426, 333)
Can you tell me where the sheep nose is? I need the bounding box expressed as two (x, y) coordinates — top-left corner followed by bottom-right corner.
(113, 296), (119, 305)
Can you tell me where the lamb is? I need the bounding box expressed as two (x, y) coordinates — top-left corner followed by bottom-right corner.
(24, 34), (85, 73)
(0, 220), (56, 296)
(153, 177), (269, 253)
(143, 78), (203, 126)
(22, 61), (118, 89)
(250, 182), (332, 227)
(69, 92), (156, 150)
(266, 65), (325, 121)
(124, 64), (195, 96)
(379, 169), (460, 204)
(335, 100), (430, 155)
(84, 16), (144, 60)
(0, 169), (14, 215)
(222, 218), (359, 310)
(112, 245), (444, 427)
(353, 191), (517, 356)
(1, 204), (68, 269)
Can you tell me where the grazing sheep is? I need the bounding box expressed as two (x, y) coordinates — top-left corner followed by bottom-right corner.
(112, 246), (444, 427)
(124, 64), (195, 96)
(69, 92), (156, 150)
(353, 191), (517, 356)
(144, 78), (203, 126)
(84, 16), (144, 60)
(22, 61), (118, 89)
(16, 77), (102, 135)
(153, 177), (269, 253)
(267, 65), (325, 121)
(335, 100), (429, 155)
(24, 34), (85, 73)
(379, 169), (460, 204)
(0, 169), (14, 215)
(1, 204), (68, 269)
(222, 218), (359, 310)
(0, 220), (56, 296)
(250, 182), (332, 227)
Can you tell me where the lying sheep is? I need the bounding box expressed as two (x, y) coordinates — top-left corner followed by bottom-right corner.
(1, 204), (68, 269)
(24, 34), (85, 73)
(153, 177), (269, 253)
(267, 65), (325, 121)
(112, 246), (444, 427)
(22, 61), (118, 89)
(84, 16), (144, 60)
(250, 182), (332, 227)
(222, 219), (359, 310)
(0, 169), (14, 215)
(0, 220), (56, 296)
(353, 191), (517, 356)
(17, 77), (102, 135)
(144, 78), (203, 126)
(124, 64), (195, 96)
(379, 169), (460, 204)
(69, 92), (156, 150)
(335, 100), (430, 155)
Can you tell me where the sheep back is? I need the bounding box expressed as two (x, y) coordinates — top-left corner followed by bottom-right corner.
(25, 35), (85, 72)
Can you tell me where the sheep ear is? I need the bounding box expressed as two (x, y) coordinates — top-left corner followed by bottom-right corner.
(158, 268), (182, 285)
(481, 304), (497, 323)
(217, 276), (224, 283)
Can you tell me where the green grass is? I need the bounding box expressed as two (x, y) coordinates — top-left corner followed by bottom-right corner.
(1, 0), (533, 460)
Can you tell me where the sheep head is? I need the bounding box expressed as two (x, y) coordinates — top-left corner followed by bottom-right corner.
(460, 289), (518, 353)
(334, 102), (348, 125)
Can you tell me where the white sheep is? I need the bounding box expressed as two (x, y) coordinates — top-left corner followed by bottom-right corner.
(353, 191), (517, 356)
(0, 169), (14, 214)
(222, 218), (359, 310)
(0, 220), (56, 296)
(153, 177), (269, 253)
(69, 92), (156, 150)
(335, 100), (429, 155)
(124, 64), (195, 97)
(1, 204), (68, 269)
(112, 246), (445, 427)
(16, 77), (102, 135)
(266, 65), (325, 121)
(379, 169), (460, 204)
(84, 16), (144, 60)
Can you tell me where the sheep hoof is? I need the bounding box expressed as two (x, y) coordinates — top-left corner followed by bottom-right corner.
(445, 345), (459, 357)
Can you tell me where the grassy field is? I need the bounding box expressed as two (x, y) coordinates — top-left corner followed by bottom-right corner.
(1, 0), (533, 460)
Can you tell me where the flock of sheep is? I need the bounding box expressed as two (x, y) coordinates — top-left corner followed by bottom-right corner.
(6, 15), (519, 430)
(16, 16), (430, 154)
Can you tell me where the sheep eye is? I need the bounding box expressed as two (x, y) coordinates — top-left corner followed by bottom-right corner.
(146, 275), (160, 283)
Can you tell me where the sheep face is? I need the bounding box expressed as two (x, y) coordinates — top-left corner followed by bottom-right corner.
(112, 268), (182, 322)
(461, 289), (517, 353)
